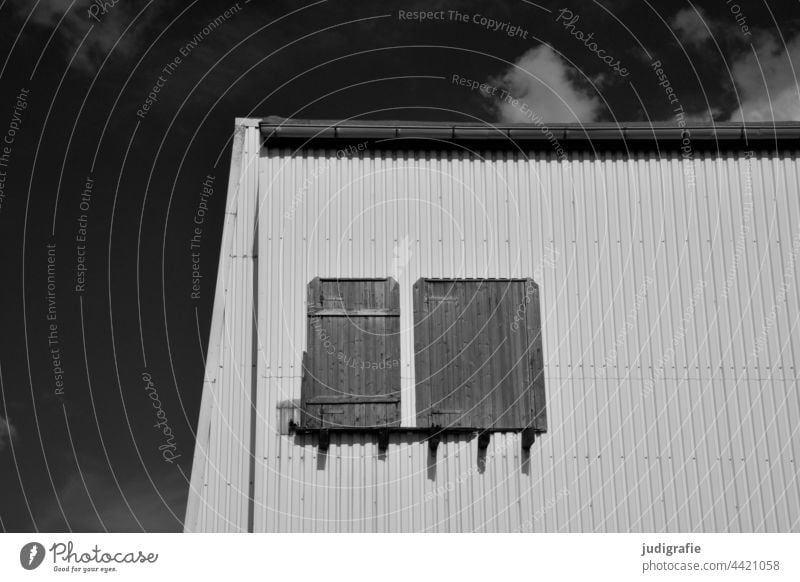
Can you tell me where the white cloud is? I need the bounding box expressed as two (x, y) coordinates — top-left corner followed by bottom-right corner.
(684, 107), (724, 123)
(487, 45), (602, 123)
(668, 6), (800, 122)
(0, 415), (17, 451)
(728, 34), (800, 121)
(671, 7), (712, 47)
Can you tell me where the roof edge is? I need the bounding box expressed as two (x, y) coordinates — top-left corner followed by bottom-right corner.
(253, 116), (800, 146)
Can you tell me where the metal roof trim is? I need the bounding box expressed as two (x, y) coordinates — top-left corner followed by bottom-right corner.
(336, 126), (396, 139)
(396, 126), (454, 139)
(255, 117), (800, 146)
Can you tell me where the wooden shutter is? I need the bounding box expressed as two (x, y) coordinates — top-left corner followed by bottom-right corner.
(300, 278), (401, 429)
(413, 278), (546, 431)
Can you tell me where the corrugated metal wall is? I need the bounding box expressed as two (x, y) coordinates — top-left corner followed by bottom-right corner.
(185, 120), (259, 532)
(187, 121), (800, 532)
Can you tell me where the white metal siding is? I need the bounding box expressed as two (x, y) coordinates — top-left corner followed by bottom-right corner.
(185, 120), (259, 532)
(186, 121), (800, 532)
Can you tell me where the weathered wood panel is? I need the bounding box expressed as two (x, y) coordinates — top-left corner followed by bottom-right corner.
(413, 278), (546, 430)
(523, 280), (547, 432)
(301, 278), (401, 428)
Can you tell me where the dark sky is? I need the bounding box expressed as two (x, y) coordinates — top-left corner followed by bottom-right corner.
(0, 0), (798, 532)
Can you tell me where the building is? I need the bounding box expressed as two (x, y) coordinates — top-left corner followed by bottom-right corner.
(185, 117), (800, 532)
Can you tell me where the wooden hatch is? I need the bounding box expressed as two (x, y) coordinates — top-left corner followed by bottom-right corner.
(413, 278), (546, 431)
(300, 278), (401, 429)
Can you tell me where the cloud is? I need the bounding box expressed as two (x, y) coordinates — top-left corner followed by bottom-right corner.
(8, 0), (165, 74)
(683, 107), (724, 123)
(728, 34), (800, 121)
(671, 7), (712, 48)
(0, 415), (17, 451)
(665, 7), (799, 122)
(487, 45), (602, 123)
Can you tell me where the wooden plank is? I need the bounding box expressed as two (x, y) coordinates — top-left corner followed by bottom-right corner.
(335, 312), (346, 398)
(488, 280), (526, 429)
(316, 312), (329, 406)
(454, 280), (470, 428)
(321, 280), (344, 309)
(518, 280), (535, 429)
(308, 277), (322, 310)
(515, 281), (528, 427)
(509, 281), (528, 428)
(306, 395), (401, 404)
(433, 279), (453, 425)
(452, 280), (466, 428)
(351, 311), (361, 395)
(460, 279), (476, 429)
(476, 282), (492, 428)
(366, 312), (377, 426)
(499, 281), (517, 429)
(363, 314), (375, 403)
(430, 280), (447, 425)
(319, 406), (345, 415)
(444, 280), (459, 424)
(382, 313), (392, 397)
(485, 281), (501, 428)
(372, 279), (399, 426)
(368, 282), (381, 425)
(369, 315), (379, 412)
(524, 279), (547, 432)
(387, 279), (401, 416)
(440, 281), (455, 426)
(496, 283), (512, 428)
(300, 350), (313, 428)
(413, 279), (430, 426)
(306, 278), (323, 429)
(307, 308), (400, 317)
(366, 403), (378, 428)
(373, 277), (384, 311)
(489, 282), (504, 428)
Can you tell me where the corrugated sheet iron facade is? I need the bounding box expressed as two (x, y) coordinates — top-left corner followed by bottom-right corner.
(186, 119), (800, 532)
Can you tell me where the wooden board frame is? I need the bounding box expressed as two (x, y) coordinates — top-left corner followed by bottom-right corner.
(300, 277), (401, 429)
(413, 278), (547, 432)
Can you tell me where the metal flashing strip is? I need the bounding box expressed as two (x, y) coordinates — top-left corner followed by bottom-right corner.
(257, 116), (800, 147)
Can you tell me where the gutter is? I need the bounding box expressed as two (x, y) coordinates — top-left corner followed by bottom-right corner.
(258, 116), (800, 146)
